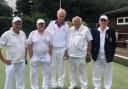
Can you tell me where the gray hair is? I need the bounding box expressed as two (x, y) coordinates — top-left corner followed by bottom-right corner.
(72, 16), (82, 23)
(57, 8), (66, 16)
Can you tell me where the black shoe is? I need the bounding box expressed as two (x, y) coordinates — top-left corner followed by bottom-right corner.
(57, 87), (65, 89)
(73, 87), (79, 89)
(52, 87), (58, 89)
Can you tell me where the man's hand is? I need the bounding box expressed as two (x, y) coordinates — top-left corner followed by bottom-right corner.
(86, 53), (91, 63)
(25, 58), (28, 64)
(0, 51), (11, 65)
(4, 59), (11, 65)
(64, 50), (68, 60)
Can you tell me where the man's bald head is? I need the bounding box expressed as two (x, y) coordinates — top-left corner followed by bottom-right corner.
(72, 16), (82, 23)
(72, 16), (82, 29)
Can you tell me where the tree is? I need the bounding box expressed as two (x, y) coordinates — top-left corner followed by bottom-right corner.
(16, 0), (128, 23)
(16, 0), (30, 16)
(0, 0), (12, 16)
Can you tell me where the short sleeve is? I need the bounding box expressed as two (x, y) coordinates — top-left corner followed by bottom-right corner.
(27, 32), (33, 45)
(49, 32), (53, 45)
(86, 28), (93, 41)
(65, 24), (70, 49)
(22, 31), (27, 47)
(0, 33), (8, 48)
(45, 21), (53, 32)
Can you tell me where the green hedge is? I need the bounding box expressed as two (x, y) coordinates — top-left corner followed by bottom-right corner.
(0, 17), (12, 36)
(0, 14), (49, 37)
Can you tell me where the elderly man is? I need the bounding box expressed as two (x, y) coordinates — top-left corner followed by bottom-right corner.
(0, 17), (26, 89)
(27, 19), (53, 89)
(68, 16), (92, 89)
(91, 15), (116, 89)
(46, 8), (69, 89)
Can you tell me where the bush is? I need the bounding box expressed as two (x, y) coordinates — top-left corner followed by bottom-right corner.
(0, 14), (50, 37)
(31, 12), (50, 26)
(0, 16), (12, 36)
(22, 16), (35, 37)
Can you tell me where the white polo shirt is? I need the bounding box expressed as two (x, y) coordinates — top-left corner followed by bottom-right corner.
(46, 20), (69, 50)
(27, 30), (52, 62)
(0, 28), (26, 63)
(97, 26), (109, 62)
(68, 24), (93, 58)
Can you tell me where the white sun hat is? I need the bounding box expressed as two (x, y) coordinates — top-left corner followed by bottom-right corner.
(99, 15), (108, 20)
(37, 19), (45, 24)
(12, 16), (22, 23)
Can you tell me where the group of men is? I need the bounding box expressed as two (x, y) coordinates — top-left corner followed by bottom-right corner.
(0, 8), (116, 89)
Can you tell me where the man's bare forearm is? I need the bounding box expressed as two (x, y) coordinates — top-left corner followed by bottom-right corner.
(0, 50), (6, 63)
(49, 44), (53, 56)
(87, 40), (92, 54)
(28, 45), (33, 58)
(0, 49), (11, 64)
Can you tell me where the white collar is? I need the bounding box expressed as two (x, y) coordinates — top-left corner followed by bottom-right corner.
(98, 26), (109, 32)
(74, 24), (84, 31)
(10, 27), (21, 36)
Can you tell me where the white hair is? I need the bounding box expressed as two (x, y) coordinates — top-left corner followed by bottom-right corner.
(72, 16), (82, 23)
(57, 8), (66, 16)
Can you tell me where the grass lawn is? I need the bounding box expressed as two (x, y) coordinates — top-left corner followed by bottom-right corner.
(0, 49), (128, 89)
(0, 60), (128, 89)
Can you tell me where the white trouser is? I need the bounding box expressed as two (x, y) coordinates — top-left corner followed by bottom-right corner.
(50, 48), (65, 88)
(93, 61), (112, 89)
(30, 61), (51, 89)
(4, 61), (25, 89)
(69, 57), (88, 89)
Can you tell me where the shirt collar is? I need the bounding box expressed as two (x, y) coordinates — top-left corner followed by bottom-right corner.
(55, 20), (65, 27)
(98, 26), (109, 32)
(10, 27), (21, 36)
(36, 30), (45, 35)
(74, 24), (83, 31)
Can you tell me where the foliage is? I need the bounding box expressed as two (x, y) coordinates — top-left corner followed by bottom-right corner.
(62, 0), (128, 23)
(31, 12), (50, 25)
(0, 16), (35, 37)
(1, 0), (128, 36)
(0, 15), (50, 37)
(16, 0), (128, 23)
(16, 0), (30, 16)
(0, 0), (12, 16)
(26, 0), (128, 23)
(21, 15), (35, 36)
(0, 17), (12, 36)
